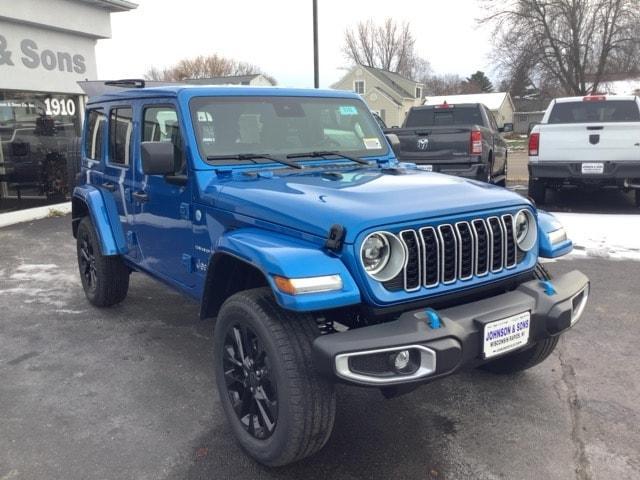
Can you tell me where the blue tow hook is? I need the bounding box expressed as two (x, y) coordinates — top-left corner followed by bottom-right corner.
(540, 280), (557, 296)
(425, 308), (442, 329)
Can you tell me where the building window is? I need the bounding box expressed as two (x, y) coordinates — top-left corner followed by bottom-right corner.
(0, 90), (81, 212)
(415, 86), (422, 99)
(109, 108), (133, 166)
(86, 110), (106, 161)
(354, 80), (365, 95)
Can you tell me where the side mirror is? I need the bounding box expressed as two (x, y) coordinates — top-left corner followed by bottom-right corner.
(385, 133), (401, 157)
(528, 122), (539, 134)
(501, 123), (514, 133)
(141, 141), (176, 175)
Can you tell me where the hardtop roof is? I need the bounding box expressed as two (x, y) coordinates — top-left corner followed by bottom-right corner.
(86, 85), (362, 105)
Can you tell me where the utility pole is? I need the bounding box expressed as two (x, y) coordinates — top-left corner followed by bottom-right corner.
(313, 0), (319, 88)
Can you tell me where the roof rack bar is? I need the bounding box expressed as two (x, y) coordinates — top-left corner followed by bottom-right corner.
(104, 79), (146, 88)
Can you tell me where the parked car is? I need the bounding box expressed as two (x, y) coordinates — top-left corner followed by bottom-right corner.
(384, 103), (511, 184)
(72, 82), (589, 466)
(528, 94), (640, 206)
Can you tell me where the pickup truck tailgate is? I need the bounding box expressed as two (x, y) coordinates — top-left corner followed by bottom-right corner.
(396, 127), (471, 160)
(539, 123), (640, 162)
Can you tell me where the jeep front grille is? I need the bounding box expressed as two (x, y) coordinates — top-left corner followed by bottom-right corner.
(384, 215), (518, 292)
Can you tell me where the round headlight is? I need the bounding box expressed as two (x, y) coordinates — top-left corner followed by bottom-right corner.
(360, 232), (406, 282)
(514, 209), (537, 251)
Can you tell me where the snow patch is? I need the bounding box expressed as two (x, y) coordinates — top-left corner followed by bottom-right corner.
(552, 212), (640, 261)
(1, 263), (79, 308)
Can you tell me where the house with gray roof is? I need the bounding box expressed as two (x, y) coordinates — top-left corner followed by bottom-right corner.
(185, 74), (276, 86)
(331, 65), (425, 127)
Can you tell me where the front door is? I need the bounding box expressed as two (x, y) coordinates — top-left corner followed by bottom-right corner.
(131, 102), (196, 288)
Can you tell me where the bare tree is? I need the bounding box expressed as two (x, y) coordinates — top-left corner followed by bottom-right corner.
(480, 0), (640, 95)
(423, 74), (465, 96)
(144, 54), (276, 84)
(343, 18), (431, 80)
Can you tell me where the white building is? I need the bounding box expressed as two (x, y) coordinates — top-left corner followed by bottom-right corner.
(0, 0), (136, 213)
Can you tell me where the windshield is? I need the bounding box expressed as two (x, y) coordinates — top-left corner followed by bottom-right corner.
(405, 106), (483, 127)
(189, 96), (388, 164)
(548, 100), (640, 124)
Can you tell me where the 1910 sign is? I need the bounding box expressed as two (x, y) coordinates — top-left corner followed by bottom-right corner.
(0, 34), (86, 74)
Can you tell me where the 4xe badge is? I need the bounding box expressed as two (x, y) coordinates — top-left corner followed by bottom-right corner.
(417, 138), (429, 151)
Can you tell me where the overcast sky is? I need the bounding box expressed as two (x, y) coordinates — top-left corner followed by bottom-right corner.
(95, 0), (494, 88)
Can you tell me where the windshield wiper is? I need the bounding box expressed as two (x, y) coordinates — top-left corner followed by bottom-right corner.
(285, 150), (370, 165)
(206, 153), (302, 169)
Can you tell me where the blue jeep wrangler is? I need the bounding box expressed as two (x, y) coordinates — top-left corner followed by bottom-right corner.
(72, 82), (589, 466)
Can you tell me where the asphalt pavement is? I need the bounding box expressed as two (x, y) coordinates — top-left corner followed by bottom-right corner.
(1, 207), (639, 480)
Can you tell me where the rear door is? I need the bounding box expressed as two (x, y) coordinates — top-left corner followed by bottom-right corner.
(539, 99), (640, 162)
(103, 105), (137, 259)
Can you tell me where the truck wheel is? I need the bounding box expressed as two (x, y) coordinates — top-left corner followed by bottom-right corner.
(480, 262), (558, 374)
(496, 156), (508, 187)
(214, 288), (336, 466)
(76, 217), (130, 307)
(528, 178), (546, 204)
(485, 156), (494, 184)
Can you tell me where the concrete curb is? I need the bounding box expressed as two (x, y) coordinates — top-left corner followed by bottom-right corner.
(0, 202), (71, 229)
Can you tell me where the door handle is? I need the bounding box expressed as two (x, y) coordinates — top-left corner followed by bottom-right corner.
(132, 191), (148, 203)
(102, 182), (116, 192)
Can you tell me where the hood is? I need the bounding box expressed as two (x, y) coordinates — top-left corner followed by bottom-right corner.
(203, 167), (529, 243)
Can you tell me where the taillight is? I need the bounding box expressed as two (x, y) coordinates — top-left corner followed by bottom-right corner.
(470, 130), (482, 155)
(435, 102), (454, 109)
(529, 132), (540, 156)
(583, 95), (606, 102)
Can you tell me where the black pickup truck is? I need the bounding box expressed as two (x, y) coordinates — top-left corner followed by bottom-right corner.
(385, 103), (511, 184)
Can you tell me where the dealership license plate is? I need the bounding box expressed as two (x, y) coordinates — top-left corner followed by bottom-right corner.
(483, 312), (531, 359)
(417, 165), (433, 172)
(581, 162), (604, 174)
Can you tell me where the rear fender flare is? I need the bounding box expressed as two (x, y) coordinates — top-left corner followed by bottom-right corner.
(72, 185), (127, 256)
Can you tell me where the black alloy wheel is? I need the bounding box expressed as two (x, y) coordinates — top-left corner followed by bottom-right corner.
(79, 230), (98, 294)
(214, 288), (336, 466)
(75, 217), (129, 307)
(222, 323), (278, 440)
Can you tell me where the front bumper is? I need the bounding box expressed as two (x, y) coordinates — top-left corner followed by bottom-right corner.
(529, 161), (640, 186)
(313, 270), (589, 386)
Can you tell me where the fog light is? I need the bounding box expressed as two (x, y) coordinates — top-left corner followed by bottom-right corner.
(391, 350), (411, 372)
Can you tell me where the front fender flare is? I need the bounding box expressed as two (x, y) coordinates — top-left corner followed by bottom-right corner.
(537, 210), (573, 258)
(216, 228), (361, 312)
(72, 185), (127, 256)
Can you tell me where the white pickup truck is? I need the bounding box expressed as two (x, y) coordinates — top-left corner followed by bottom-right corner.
(528, 95), (640, 206)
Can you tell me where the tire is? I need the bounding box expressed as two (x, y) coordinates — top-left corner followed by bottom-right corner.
(635, 189), (640, 208)
(496, 155), (507, 187)
(485, 155), (493, 184)
(76, 217), (130, 307)
(214, 288), (336, 466)
(528, 178), (546, 204)
(480, 263), (558, 374)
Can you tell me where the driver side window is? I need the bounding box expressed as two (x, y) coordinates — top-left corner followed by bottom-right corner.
(142, 106), (184, 173)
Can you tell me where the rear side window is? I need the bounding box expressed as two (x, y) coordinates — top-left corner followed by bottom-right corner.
(548, 101), (640, 124)
(405, 107), (483, 127)
(108, 107), (133, 166)
(85, 110), (106, 160)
